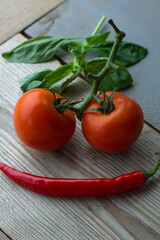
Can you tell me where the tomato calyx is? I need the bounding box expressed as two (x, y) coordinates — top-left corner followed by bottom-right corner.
(55, 98), (82, 113)
(85, 89), (116, 114)
(47, 89), (82, 113)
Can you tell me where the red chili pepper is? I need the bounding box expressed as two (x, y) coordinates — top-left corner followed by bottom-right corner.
(0, 153), (159, 197)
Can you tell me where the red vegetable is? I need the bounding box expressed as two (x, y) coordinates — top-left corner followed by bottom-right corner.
(82, 91), (144, 153)
(14, 89), (76, 151)
(0, 154), (159, 197)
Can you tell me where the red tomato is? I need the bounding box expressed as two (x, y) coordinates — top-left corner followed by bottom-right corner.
(81, 91), (144, 153)
(14, 89), (76, 151)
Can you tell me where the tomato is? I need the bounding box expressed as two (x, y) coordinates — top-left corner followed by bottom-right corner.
(14, 89), (76, 151)
(81, 91), (144, 153)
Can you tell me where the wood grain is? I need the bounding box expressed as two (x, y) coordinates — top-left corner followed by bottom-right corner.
(0, 230), (10, 240)
(24, 0), (160, 130)
(0, 0), (64, 44)
(0, 34), (160, 240)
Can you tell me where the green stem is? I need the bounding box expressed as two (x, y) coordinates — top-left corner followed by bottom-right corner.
(143, 153), (160, 180)
(91, 15), (106, 35)
(76, 80), (98, 120)
(73, 16), (106, 70)
(88, 20), (125, 81)
(55, 104), (79, 113)
(76, 19), (125, 119)
(71, 15), (107, 118)
(83, 15), (106, 48)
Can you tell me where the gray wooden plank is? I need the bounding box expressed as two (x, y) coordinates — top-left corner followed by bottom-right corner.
(0, 230), (11, 240)
(24, 0), (160, 130)
(0, 33), (160, 240)
(0, 0), (64, 44)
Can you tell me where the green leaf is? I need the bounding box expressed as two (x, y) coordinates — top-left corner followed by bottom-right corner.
(19, 62), (74, 92)
(2, 36), (80, 63)
(61, 41), (82, 51)
(41, 62), (75, 88)
(60, 68), (81, 92)
(19, 69), (53, 92)
(69, 46), (84, 67)
(89, 41), (148, 66)
(61, 41), (84, 66)
(85, 32), (110, 47)
(84, 57), (133, 91)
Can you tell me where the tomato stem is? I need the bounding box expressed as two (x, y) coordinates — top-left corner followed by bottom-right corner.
(76, 19), (125, 119)
(53, 19), (125, 118)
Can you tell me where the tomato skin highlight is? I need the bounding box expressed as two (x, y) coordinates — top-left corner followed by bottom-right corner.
(14, 89), (76, 151)
(81, 92), (144, 153)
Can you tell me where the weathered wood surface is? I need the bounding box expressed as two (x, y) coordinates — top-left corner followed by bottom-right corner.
(0, 0), (64, 44)
(25, 0), (160, 130)
(0, 34), (160, 240)
(0, 230), (10, 240)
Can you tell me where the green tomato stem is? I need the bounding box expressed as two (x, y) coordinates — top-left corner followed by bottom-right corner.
(76, 19), (125, 119)
(87, 20), (125, 80)
(76, 80), (98, 120)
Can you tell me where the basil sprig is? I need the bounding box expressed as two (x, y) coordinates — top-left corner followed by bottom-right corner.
(2, 19), (147, 92)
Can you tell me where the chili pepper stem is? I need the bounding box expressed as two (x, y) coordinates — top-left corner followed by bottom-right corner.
(143, 152), (160, 180)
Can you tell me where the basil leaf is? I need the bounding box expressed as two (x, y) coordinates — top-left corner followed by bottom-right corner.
(85, 32), (110, 47)
(2, 36), (75, 63)
(60, 68), (81, 92)
(68, 44), (84, 66)
(84, 57), (133, 91)
(19, 62), (74, 92)
(19, 69), (53, 92)
(89, 41), (148, 66)
(41, 62), (75, 88)
(61, 41), (82, 51)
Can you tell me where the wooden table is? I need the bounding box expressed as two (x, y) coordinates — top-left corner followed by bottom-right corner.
(0, 1), (160, 239)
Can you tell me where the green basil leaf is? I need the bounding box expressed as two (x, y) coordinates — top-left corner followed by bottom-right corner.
(68, 45), (84, 66)
(41, 62), (75, 88)
(89, 41), (148, 66)
(61, 41), (84, 66)
(2, 36), (75, 63)
(85, 32), (110, 47)
(61, 41), (82, 51)
(19, 69), (53, 92)
(84, 57), (133, 91)
(60, 68), (81, 92)
(19, 62), (74, 92)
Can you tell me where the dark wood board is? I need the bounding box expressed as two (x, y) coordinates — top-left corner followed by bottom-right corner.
(24, 0), (160, 130)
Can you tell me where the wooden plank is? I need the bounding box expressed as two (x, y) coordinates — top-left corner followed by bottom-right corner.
(0, 34), (160, 240)
(0, 0), (64, 44)
(24, 0), (160, 130)
(0, 230), (11, 240)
